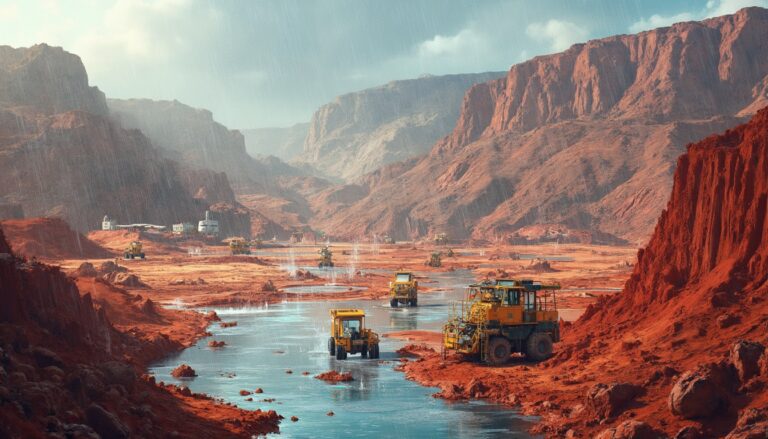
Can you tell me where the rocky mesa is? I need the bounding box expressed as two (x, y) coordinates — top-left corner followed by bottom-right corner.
(312, 7), (768, 244)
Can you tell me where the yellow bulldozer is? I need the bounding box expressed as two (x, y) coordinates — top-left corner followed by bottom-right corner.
(328, 309), (380, 360)
(443, 279), (561, 364)
(123, 241), (145, 260)
(228, 238), (251, 255)
(389, 271), (418, 307)
(318, 246), (334, 268)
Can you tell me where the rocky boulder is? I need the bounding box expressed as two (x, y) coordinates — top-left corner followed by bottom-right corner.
(668, 362), (737, 419)
(595, 420), (661, 439)
(725, 408), (768, 439)
(170, 364), (197, 378)
(586, 382), (643, 420)
(729, 340), (765, 382)
(85, 404), (129, 439)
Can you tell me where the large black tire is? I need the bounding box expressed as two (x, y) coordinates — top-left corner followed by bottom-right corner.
(336, 345), (346, 360)
(486, 337), (512, 365)
(328, 337), (336, 356)
(390, 299), (398, 308)
(361, 346), (368, 358)
(410, 298), (418, 307)
(369, 344), (379, 359)
(526, 333), (553, 361)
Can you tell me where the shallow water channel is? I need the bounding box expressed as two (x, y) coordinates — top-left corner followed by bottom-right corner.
(151, 270), (540, 438)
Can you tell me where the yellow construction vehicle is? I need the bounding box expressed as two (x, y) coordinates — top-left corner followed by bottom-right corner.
(328, 309), (380, 360)
(443, 279), (561, 364)
(389, 271), (418, 307)
(434, 233), (448, 245)
(318, 246), (334, 268)
(290, 231), (303, 243)
(382, 234), (395, 244)
(426, 252), (442, 267)
(228, 238), (251, 255)
(124, 241), (145, 260)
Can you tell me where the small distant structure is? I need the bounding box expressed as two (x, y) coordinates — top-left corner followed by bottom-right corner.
(289, 231), (303, 243)
(198, 210), (219, 236)
(102, 215), (117, 231)
(172, 222), (195, 235)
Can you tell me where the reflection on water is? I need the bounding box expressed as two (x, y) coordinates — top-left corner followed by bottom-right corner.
(282, 285), (369, 294)
(151, 269), (539, 438)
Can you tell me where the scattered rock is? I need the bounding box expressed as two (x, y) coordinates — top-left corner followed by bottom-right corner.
(30, 346), (64, 368)
(314, 371), (353, 383)
(98, 361), (136, 391)
(104, 272), (148, 288)
(262, 280), (277, 291)
(170, 364), (197, 378)
(245, 397), (253, 402)
(595, 420), (660, 439)
(74, 262), (98, 277)
(669, 362), (736, 419)
(220, 321), (238, 328)
(239, 390), (251, 396)
(97, 261), (126, 275)
(207, 340), (226, 348)
(302, 371), (310, 376)
(290, 416), (298, 422)
(205, 311), (221, 322)
(674, 426), (703, 439)
(326, 411), (334, 416)
(730, 340), (764, 382)
(586, 382), (643, 420)
(717, 313), (740, 329)
(726, 408), (768, 439)
(85, 404), (129, 439)
(285, 369), (293, 374)
(254, 388), (263, 394)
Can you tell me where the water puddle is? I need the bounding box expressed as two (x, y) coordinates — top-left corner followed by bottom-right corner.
(282, 285), (369, 294)
(151, 269), (539, 438)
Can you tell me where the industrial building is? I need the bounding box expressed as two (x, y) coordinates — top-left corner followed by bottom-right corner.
(198, 210), (219, 236)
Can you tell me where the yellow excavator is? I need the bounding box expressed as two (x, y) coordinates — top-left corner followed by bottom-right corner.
(443, 279), (561, 364)
(389, 271), (418, 307)
(328, 309), (380, 360)
(124, 241), (145, 260)
(318, 246), (334, 268)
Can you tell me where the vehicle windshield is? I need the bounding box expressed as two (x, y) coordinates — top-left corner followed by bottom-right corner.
(496, 279), (517, 286)
(342, 318), (362, 336)
(395, 273), (411, 282)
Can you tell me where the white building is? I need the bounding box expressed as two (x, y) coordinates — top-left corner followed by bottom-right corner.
(172, 222), (195, 235)
(198, 211), (219, 236)
(102, 215), (117, 231)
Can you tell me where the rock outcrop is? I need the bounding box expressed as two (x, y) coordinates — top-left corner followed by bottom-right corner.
(0, 44), (225, 232)
(298, 72), (504, 181)
(0, 217), (112, 259)
(312, 8), (768, 243)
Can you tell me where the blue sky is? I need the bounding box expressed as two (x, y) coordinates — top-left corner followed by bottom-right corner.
(1, 0), (765, 128)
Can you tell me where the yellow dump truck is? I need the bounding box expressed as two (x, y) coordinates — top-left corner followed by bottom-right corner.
(228, 238), (251, 255)
(318, 246), (334, 268)
(389, 271), (418, 307)
(328, 309), (380, 360)
(123, 241), (145, 260)
(426, 252), (442, 267)
(443, 279), (561, 364)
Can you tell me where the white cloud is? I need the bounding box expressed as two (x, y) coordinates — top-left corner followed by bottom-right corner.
(628, 12), (695, 33)
(418, 28), (485, 57)
(0, 3), (19, 22)
(629, 0), (767, 33)
(525, 19), (588, 52)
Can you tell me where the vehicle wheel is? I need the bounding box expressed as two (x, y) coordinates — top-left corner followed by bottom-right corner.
(526, 333), (553, 361)
(411, 298), (418, 307)
(361, 346), (368, 358)
(390, 299), (398, 308)
(336, 345), (346, 360)
(328, 337), (336, 356)
(318, 264), (323, 269)
(140, 253), (145, 259)
(486, 337), (512, 365)
(369, 344), (379, 359)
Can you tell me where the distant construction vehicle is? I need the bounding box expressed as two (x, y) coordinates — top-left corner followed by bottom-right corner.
(124, 241), (145, 260)
(426, 252), (442, 267)
(290, 231), (303, 243)
(328, 309), (380, 360)
(443, 279), (561, 364)
(434, 233), (448, 245)
(382, 234), (395, 244)
(389, 271), (418, 307)
(228, 238), (251, 255)
(318, 246), (334, 268)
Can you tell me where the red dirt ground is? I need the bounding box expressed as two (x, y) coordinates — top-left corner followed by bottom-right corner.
(1, 217), (112, 260)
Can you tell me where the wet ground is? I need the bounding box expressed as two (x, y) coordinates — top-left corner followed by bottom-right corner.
(151, 269), (541, 438)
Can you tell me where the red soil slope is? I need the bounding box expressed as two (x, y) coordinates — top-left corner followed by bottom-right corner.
(0, 226), (280, 437)
(399, 107), (768, 438)
(0, 217), (112, 259)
